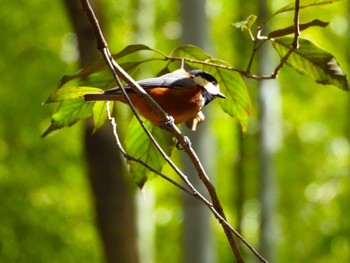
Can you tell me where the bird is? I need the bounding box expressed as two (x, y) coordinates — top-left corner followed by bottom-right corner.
(84, 68), (226, 130)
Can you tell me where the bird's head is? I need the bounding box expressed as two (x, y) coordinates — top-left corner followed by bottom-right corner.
(189, 70), (226, 105)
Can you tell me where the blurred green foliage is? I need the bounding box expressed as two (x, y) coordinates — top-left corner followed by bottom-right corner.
(0, 0), (101, 262)
(1, 0), (349, 263)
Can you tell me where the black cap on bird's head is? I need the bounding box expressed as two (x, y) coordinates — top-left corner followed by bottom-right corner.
(190, 70), (218, 83)
(189, 70), (226, 105)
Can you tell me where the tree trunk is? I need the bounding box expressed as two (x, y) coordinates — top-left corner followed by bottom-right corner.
(84, 124), (139, 263)
(133, 0), (156, 262)
(257, 0), (282, 261)
(62, 1), (139, 262)
(179, 0), (215, 262)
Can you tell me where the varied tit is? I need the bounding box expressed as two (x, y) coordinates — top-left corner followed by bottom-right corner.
(84, 69), (226, 130)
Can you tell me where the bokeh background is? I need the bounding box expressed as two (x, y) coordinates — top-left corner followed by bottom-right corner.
(0, 0), (349, 262)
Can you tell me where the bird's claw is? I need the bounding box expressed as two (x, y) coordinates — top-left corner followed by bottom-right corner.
(176, 136), (191, 150)
(159, 115), (175, 130)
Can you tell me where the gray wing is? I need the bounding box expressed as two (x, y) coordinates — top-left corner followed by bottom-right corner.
(135, 76), (194, 88)
(85, 72), (194, 101)
(134, 70), (195, 88)
(103, 72), (194, 95)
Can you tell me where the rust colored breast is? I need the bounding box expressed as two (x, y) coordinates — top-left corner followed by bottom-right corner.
(117, 86), (203, 126)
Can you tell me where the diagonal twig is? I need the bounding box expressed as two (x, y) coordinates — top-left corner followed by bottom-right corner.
(80, 0), (248, 261)
(77, 0), (307, 262)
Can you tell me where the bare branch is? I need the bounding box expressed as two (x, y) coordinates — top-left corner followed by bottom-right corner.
(292, 0), (301, 48)
(269, 0), (300, 79)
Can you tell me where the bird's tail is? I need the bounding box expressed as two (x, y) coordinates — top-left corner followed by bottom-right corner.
(84, 92), (120, 101)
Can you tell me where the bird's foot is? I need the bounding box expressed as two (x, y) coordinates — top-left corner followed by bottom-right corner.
(159, 115), (175, 131)
(176, 136), (191, 150)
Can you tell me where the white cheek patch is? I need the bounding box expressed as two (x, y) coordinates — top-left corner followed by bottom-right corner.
(193, 76), (221, 95)
(204, 81), (220, 95)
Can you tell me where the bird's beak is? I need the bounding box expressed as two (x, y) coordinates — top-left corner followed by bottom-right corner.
(216, 92), (226, 99)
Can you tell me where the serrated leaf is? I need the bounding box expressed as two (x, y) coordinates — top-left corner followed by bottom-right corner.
(206, 64), (251, 132)
(125, 118), (175, 188)
(44, 86), (103, 103)
(92, 101), (111, 133)
(272, 37), (349, 91)
(270, 0), (342, 18)
(42, 99), (93, 137)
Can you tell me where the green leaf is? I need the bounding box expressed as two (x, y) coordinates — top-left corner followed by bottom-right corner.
(272, 37), (349, 91)
(59, 60), (107, 87)
(125, 118), (175, 188)
(231, 14), (257, 31)
(171, 45), (212, 61)
(42, 99), (93, 137)
(67, 59), (162, 89)
(168, 45), (251, 132)
(118, 58), (164, 75)
(44, 86), (103, 103)
(206, 64), (251, 132)
(112, 44), (166, 60)
(267, 19), (328, 39)
(60, 68), (116, 89)
(92, 101), (111, 133)
(157, 65), (171, 76)
(59, 45), (166, 88)
(270, 0), (342, 18)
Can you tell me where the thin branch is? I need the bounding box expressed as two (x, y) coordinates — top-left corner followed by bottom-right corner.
(245, 38), (268, 74)
(105, 99), (266, 260)
(80, 0), (196, 190)
(292, 0), (301, 49)
(104, 102), (192, 195)
(269, 0), (300, 79)
(80, 2), (197, 198)
(80, 0), (248, 261)
(78, 0), (309, 262)
(160, 54), (280, 80)
(160, 1), (301, 81)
